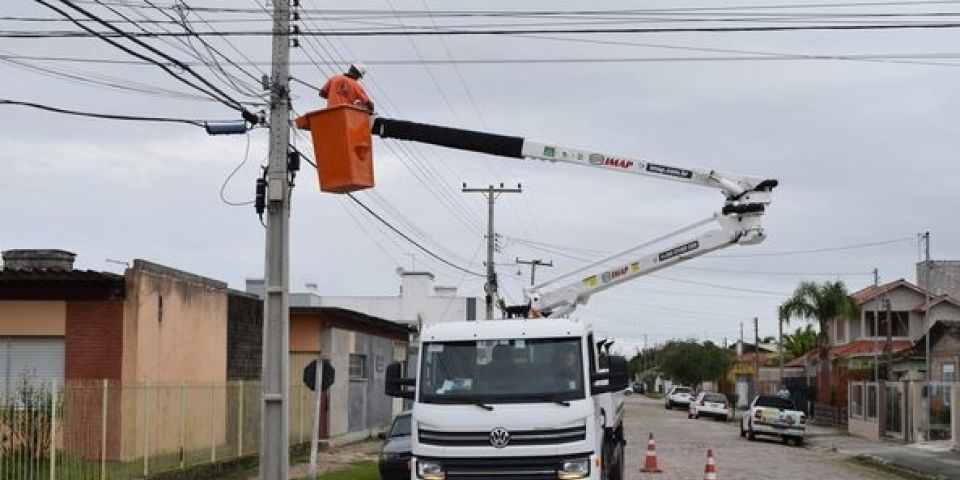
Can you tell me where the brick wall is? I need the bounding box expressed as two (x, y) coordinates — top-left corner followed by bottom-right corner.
(63, 301), (124, 459)
(227, 292), (262, 380)
(65, 300), (124, 380)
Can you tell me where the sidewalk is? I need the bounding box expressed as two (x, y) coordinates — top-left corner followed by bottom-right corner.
(806, 426), (960, 480)
(244, 439), (381, 480)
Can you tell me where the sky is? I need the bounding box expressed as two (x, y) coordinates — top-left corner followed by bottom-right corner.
(3, 0), (960, 355)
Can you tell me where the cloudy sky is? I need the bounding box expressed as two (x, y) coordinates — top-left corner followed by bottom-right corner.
(4, 0), (960, 353)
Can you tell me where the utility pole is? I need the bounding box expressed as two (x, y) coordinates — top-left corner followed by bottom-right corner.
(754, 317), (760, 397)
(260, 1), (292, 478)
(778, 315), (784, 386)
(884, 297), (893, 381)
(873, 267), (879, 382)
(921, 231), (932, 441)
(462, 183), (522, 319)
(516, 257), (553, 286)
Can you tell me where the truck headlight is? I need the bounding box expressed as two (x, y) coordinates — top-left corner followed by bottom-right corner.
(557, 457), (590, 479)
(417, 459), (445, 480)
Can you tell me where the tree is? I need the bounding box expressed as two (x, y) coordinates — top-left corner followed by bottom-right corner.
(656, 340), (731, 388)
(778, 280), (859, 405)
(783, 324), (818, 359)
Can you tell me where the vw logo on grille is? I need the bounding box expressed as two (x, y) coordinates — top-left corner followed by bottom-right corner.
(489, 427), (510, 448)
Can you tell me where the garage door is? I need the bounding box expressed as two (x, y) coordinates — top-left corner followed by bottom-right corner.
(0, 337), (65, 398)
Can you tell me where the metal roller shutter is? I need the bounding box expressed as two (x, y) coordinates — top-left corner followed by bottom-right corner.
(0, 337), (65, 398)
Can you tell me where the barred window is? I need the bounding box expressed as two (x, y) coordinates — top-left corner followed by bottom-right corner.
(349, 354), (367, 379)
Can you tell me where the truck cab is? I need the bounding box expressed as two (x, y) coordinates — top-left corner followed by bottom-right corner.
(386, 318), (629, 480)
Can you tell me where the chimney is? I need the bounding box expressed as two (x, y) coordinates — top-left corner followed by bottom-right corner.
(2, 249), (76, 271)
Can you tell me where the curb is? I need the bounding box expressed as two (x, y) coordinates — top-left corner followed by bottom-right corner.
(851, 454), (949, 480)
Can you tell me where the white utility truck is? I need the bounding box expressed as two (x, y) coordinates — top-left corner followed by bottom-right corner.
(379, 116), (778, 480)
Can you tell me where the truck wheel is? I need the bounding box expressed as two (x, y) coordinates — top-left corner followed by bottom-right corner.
(665, 403), (671, 410)
(747, 425), (756, 441)
(608, 443), (624, 480)
(739, 424), (746, 437)
(795, 437), (805, 447)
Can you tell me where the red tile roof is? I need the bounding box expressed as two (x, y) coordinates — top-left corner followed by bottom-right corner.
(784, 349), (819, 367)
(912, 294), (960, 313)
(827, 339), (913, 358)
(851, 278), (924, 304)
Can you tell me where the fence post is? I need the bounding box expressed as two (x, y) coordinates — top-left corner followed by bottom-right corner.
(143, 382), (150, 477)
(179, 382), (186, 469)
(210, 385), (217, 463)
(237, 380), (244, 458)
(49, 380), (57, 480)
(299, 382), (305, 444)
(101, 379), (108, 480)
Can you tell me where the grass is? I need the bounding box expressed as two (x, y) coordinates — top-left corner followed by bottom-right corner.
(293, 460), (379, 480)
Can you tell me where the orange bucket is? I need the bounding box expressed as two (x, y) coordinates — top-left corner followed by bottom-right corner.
(295, 105), (374, 193)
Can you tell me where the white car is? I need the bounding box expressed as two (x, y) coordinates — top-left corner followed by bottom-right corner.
(740, 395), (806, 446)
(688, 392), (731, 421)
(664, 386), (693, 409)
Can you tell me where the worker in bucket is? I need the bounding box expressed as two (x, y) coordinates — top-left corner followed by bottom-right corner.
(319, 63), (374, 112)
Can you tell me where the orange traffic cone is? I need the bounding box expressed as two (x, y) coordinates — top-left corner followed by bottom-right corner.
(703, 448), (717, 480)
(640, 432), (662, 473)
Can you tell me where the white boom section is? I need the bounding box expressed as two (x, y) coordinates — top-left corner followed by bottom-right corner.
(528, 212), (764, 318)
(370, 116), (777, 318)
(520, 140), (764, 198)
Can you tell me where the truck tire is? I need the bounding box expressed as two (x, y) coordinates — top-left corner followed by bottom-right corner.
(739, 424), (746, 437)
(795, 437), (805, 447)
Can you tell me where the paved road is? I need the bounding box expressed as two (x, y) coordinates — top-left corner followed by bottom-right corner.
(622, 395), (907, 480)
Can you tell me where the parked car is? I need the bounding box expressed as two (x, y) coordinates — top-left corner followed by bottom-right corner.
(631, 382), (646, 394)
(378, 411), (412, 480)
(664, 386), (693, 409)
(740, 395), (806, 446)
(688, 392), (731, 421)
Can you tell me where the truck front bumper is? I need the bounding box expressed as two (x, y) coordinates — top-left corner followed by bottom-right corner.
(413, 452), (599, 480)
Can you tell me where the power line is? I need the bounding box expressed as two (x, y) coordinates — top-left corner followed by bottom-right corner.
(0, 98), (216, 126)
(345, 192), (485, 278)
(289, 148), (483, 278)
(35, 0), (248, 115)
(713, 236), (915, 258)
(13, 21), (960, 37)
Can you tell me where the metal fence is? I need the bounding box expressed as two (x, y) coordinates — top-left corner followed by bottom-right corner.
(0, 379), (321, 480)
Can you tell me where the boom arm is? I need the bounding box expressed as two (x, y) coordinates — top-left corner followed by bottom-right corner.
(370, 116), (778, 318)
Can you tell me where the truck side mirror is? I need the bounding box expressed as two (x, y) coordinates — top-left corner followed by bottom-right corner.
(590, 355), (629, 394)
(385, 361), (415, 400)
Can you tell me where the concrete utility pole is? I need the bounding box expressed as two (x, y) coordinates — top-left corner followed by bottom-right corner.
(260, 1), (292, 478)
(884, 297), (893, 381)
(462, 183), (522, 319)
(922, 231), (932, 441)
(754, 317), (760, 396)
(778, 316), (784, 385)
(873, 267), (879, 382)
(516, 257), (553, 286)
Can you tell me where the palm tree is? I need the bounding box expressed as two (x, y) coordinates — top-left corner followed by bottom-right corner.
(782, 325), (818, 359)
(779, 281), (859, 405)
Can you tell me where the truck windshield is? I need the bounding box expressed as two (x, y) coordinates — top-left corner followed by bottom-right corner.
(419, 338), (585, 404)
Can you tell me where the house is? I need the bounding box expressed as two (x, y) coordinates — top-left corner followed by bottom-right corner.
(0, 249), (229, 460)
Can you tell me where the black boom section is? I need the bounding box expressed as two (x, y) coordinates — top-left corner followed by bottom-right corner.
(372, 117), (525, 158)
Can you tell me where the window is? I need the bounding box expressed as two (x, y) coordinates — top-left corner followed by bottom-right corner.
(834, 319), (846, 343)
(864, 311), (909, 337)
(943, 363), (956, 383)
(418, 338), (586, 404)
(349, 354), (367, 379)
(849, 317), (861, 340)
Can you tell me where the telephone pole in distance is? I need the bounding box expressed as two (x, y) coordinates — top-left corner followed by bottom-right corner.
(462, 183), (522, 320)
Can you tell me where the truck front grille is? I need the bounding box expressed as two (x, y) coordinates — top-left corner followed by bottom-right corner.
(419, 454), (590, 480)
(418, 425), (586, 447)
